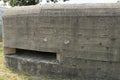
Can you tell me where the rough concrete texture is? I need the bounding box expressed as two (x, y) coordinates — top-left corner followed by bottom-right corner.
(2, 3), (120, 80)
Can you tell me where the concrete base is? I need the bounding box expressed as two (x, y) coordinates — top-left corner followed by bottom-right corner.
(4, 53), (120, 80)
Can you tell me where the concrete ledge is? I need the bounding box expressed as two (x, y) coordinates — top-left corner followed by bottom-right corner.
(5, 55), (120, 80)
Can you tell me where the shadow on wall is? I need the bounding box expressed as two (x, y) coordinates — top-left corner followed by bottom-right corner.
(0, 7), (7, 42)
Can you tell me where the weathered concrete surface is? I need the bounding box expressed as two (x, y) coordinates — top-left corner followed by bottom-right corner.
(3, 3), (120, 80)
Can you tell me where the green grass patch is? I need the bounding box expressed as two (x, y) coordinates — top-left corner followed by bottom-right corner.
(0, 44), (30, 80)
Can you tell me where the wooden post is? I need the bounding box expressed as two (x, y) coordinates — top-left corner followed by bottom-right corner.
(57, 53), (60, 62)
(4, 47), (16, 54)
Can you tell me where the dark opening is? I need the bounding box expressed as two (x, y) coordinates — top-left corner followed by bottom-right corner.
(14, 49), (58, 63)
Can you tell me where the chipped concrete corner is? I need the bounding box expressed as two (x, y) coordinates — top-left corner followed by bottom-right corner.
(2, 3), (120, 80)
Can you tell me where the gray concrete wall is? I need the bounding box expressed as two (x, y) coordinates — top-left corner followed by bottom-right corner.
(3, 4), (120, 80)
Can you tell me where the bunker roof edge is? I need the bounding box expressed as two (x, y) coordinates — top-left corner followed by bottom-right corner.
(3, 3), (120, 17)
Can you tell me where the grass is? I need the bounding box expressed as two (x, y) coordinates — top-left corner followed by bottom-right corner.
(0, 44), (30, 80)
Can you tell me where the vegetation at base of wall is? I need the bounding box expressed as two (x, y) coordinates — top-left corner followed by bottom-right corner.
(0, 37), (2, 42)
(0, 44), (30, 80)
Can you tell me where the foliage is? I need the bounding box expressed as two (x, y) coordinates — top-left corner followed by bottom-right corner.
(49, 0), (69, 3)
(2, 0), (69, 7)
(3, 0), (39, 7)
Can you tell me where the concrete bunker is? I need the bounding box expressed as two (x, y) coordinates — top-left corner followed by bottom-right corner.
(2, 4), (120, 80)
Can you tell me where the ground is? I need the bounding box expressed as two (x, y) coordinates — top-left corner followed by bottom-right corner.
(0, 44), (30, 80)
